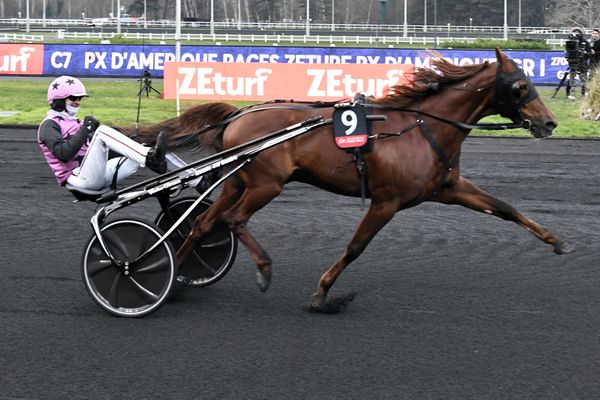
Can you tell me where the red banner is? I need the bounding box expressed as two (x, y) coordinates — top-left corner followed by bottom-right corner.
(0, 43), (44, 75)
(163, 61), (413, 101)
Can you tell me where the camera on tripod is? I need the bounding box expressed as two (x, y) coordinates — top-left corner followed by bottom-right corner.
(565, 36), (587, 70)
(552, 28), (591, 99)
(137, 70), (161, 97)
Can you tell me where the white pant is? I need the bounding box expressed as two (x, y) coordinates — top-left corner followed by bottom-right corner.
(67, 125), (150, 190)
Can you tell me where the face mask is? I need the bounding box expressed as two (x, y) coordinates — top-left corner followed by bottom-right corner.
(66, 104), (79, 116)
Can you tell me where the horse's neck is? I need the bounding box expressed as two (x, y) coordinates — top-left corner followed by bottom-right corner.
(420, 72), (495, 155)
(441, 75), (495, 125)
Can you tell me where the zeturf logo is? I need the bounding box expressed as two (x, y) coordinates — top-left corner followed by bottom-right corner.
(0, 44), (44, 74)
(164, 62), (412, 101)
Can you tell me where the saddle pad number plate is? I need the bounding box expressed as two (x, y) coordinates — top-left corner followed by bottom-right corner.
(333, 106), (368, 149)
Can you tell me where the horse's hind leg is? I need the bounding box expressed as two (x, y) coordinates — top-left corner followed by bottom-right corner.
(310, 200), (398, 313)
(432, 177), (575, 254)
(219, 183), (285, 292)
(176, 178), (243, 265)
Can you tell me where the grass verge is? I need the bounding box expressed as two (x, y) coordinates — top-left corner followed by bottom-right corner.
(0, 78), (597, 138)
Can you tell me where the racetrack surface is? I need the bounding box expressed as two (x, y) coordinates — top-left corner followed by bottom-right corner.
(1, 127), (599, 399)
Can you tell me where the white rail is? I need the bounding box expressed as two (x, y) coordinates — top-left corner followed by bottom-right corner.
(0, 32), (44, 41)
(0, 18), (577, 36)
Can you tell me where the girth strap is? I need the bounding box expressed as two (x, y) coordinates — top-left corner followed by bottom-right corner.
(419, 120), (453, 171)
(418, 117), (460, 197)
(351, 93), (372, 209)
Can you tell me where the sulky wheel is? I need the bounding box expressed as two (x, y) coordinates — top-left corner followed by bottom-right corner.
(154, 196), (237, 287)
(81, 218), (177, 317)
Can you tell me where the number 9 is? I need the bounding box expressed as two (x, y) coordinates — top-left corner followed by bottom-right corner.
(341, 110), (358, 135)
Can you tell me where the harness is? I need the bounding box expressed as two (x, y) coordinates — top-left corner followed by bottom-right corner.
(178, 61), (538, 202)
(332, 93), (373, 207)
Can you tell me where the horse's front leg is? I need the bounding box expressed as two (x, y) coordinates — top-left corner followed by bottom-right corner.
(431, 177), (575, 254)
(310, 200), (398, 313)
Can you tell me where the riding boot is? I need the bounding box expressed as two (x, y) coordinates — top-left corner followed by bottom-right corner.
(146, 131), (167, 174)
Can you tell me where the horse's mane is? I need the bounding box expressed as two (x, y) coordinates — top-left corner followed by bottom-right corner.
(118, 102), (238, 151)
(377, 51), (490, 107)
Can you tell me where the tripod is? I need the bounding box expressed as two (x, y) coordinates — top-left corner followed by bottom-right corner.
(137, 75), (161, 97)
(552, 67), (574, 98)
(553, 65), (588, 98)
(135, 70), (161, 128)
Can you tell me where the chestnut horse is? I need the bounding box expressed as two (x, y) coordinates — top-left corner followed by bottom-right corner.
(133, 48), (574, 312)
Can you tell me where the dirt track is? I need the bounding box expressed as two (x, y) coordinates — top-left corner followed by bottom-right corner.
(1, 127), (600, 399)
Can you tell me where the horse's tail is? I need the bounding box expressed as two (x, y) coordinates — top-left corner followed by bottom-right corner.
(119, 102), (238, 152)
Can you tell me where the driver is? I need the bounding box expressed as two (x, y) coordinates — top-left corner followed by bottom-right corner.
(37, 75), (167, 191)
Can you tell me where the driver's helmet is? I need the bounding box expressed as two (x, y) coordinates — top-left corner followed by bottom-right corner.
(47, 75), (88, 104)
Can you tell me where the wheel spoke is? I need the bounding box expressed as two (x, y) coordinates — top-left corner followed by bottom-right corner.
(88, 258), (115, 277)
(128, 277), (160, 303)
(103, 229), (131, 259)
(133, 228), (159, 258)
(134, 255), (170, 274)
(199, 237), (231, 250)
(190, 250), (217, 275)
(171, 224), (190, 242)
(107, 273), (121, 307)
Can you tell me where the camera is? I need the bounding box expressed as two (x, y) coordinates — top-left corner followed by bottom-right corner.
(565, 33), (588, 71)
(137, 69), (161, 97)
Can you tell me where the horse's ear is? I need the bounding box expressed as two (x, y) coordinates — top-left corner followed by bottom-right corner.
(495, 47), (511, 70)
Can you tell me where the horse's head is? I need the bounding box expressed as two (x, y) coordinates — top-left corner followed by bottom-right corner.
(493, 48), (557, 138)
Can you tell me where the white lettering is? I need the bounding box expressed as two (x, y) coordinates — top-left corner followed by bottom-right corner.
(307, 69), (326, 96)
(83, 52), (95, 69)
(326, 69), (344, 97)
(196, 67), (215, 95)
(521, 58), (534, 77)
(0, 47), (36, 72)
(177, 67), (197, 95)
(179, 67), (273, 97)
(307, 68), (403, 97)
(92, 52), (107, 69)
(111, 53), (124, 69)
(126, 53), (140, 69)
(356, 55), (380, 64)
(50, 51), (71, 69)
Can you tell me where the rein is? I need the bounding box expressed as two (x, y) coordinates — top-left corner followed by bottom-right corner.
(177, 97), (529, 148)
(176, 99), (350, 147)
(362, 103), (530, 131)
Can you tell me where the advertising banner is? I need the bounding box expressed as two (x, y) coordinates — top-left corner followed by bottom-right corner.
(0, 43), (574, 85)
(0, 43), (44, 75)
(162, 61), (413, 101)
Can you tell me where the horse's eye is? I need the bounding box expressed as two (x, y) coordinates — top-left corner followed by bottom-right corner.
(511, 81), (525, 97)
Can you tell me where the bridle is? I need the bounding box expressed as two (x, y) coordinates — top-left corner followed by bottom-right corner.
(491, 60), (539, 121)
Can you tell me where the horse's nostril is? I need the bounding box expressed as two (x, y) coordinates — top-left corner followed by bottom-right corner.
(545, 120), (557, 132)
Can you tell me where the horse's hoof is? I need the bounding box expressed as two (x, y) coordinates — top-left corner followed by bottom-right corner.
(554, 241), (575, 255)
(307, 292), (356, 314)
(309, 293), (325, 312)
(256, 269), (271, 292)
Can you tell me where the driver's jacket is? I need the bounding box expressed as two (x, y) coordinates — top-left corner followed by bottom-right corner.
(37, 111), (89, 185)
